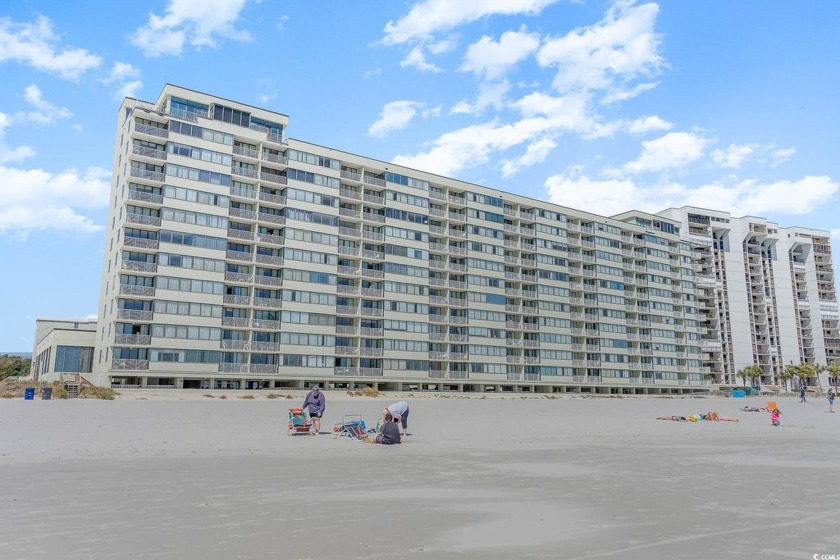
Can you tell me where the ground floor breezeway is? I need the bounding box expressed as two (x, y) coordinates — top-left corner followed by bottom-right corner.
(110, 375), (711, 395)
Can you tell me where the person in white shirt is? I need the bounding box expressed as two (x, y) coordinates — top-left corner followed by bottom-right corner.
(382, 401), (410, 436)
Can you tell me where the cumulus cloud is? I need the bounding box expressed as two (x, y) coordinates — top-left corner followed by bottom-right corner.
(622, 131), (709, 174)
(461, 27), (540, 80)
(501, 137), (557, 177)
(102, 62), (143, 99)
(450, 80), (511, 115)
(626, 115), (672, 135)
(400, 45), (442, 72)
(0, 113), (35, 164)
(0, 165), (110, 235)
(131, 0), (253, 57)
(602, 81), (658, 104)
(537, 2), (664, 95)
(0, 15), (101, 79)
(711, 143), (797, 169)
(382, 0), (560, 45)
(545, 170), (839, 217)
(369, 101), (425, 137)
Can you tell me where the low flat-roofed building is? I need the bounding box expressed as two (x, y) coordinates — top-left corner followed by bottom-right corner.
(31, 319), (98, 383)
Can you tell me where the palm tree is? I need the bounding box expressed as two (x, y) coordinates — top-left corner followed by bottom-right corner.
(798, 362), (817, 391)
(826, 361), (840, 395)
(778, 366), (794, 392)
(814, 363), (826, 392)
(784, 363), (800, 392)
(736, 365), (763, 389)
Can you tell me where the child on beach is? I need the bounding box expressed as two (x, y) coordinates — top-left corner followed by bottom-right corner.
(828, 389), (835, 413)
(770, 407), (781, 426)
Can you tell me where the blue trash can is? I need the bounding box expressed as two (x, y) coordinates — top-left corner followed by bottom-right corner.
(24, 387), (35, 400)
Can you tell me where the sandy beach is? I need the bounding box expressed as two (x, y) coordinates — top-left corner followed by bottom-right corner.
(2, 391), (839, 559)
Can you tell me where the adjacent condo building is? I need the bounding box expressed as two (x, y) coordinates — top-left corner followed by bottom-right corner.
(88, 84), (837, 393)
(658, 208), (839, 385)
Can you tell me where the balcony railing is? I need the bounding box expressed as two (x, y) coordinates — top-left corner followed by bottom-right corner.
(134, 124), (168, 138)
(117, 309), (153, 321)
(260, 172), (287, 185)
(130, 168), (165, 182)
(112, 359), (149, 370)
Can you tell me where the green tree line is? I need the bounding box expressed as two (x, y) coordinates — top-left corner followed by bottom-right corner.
(0, 355), (31, 380)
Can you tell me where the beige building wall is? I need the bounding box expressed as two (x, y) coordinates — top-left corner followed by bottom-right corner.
(31, 319), (98, 383)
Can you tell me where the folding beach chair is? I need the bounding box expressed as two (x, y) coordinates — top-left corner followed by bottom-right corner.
(287, 408), (313, 436)
(333, 414), (369, 440)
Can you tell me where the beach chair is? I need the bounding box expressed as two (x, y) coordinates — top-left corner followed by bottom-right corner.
(333, 414), (369, 440)
(287, 408), (313, 436)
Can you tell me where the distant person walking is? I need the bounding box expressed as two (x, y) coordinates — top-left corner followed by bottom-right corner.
(383, 401), (410, 437)
(800, 386), (807, 403)
(828, 389), (836, 413)
(302, 385), (325, 436)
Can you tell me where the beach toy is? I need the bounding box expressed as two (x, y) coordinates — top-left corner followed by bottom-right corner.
(767, 401), (777, 411)
(732, 390), (745, 398)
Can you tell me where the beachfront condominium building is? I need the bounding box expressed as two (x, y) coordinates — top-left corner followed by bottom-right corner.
(658, 208), (839, 386)
(93, 84), (727, 394)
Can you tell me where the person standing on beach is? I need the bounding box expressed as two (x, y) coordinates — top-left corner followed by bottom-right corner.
(800, 386), (807, 403)
(383, 401), (410, 437)
(828, 389), (836, 413)
(302, 385), (325, 436)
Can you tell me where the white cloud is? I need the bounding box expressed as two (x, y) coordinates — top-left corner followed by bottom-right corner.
(0, 165), (110, 235)
(501, 137), (557, 177)
(400, 46), (442, 72)
(537, 2), (664, 95)
(461, 27), (540, 80)
(363, 68), (382, 79)
(428, 37), (457, 54)
(117, 80), (144, 99)
(131, 0), (253, 57)
(15, 84), (72, 126)
(450, 80), (512, 115)
(769, 146), (795, 167)
(398, 91), (600, 177)
(622, 131), (709, 174)
(710, 143), (797, 169)
(102, 62), (143, 99)
(277, 15), (289, 32)
(0, 112), (35, 164)
(545, 171), (839, 217)
(382, 0), (560, 45)
(0, 16), (101, 79)
(602, 81), (658, 104)
(369, 101), (425, 137)
(711, 143), (758, 169)
(72, 124), (83, 133)
(626, 115), (672, 135)
(257, 92), (276, 104)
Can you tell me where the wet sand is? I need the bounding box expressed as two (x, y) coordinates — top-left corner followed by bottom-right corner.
(2, 391), (839, 559)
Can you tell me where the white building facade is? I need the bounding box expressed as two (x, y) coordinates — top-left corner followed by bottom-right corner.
(657, 207), (839, 385)
(94, 85), (726, 393)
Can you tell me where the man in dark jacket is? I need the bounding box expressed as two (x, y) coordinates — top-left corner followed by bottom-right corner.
(302, 385), (325, 435)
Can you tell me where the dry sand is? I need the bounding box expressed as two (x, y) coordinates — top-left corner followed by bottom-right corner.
(2, 391), (839, 559)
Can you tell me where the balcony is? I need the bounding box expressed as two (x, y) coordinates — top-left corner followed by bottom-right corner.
(127, 190), (164, 205)
(336, 346), (359, 356)
(252, 319), (280, 330)
(226, 250), (253, 262)
(126, 213), (161, 227)
(361, 347), (383, 357)
(229, 207), (257, 221)
(119, 285), (155, 298)
(225, 272), (252, 283)
(116, 309), (154, 322)
(250, 364), (279, 374)
(254, 275), (282, 287)
(258, 212), (285, 226)
(253, 297), (282, 309)
(228, 228), (254, 241)
(222, 317), (249, 328)
(360, 268), (384, 279)
(261, 152), (287, 166)
(359, 367), (384, 377)
(134, 123), (168, 139)
(334, 367), (360, 376)
(360, 327), (383, 337)
(363, 175), (386, 187)
(220, 340), (248, 350)
(121, 260), (157, 273)
(130, 168), (165, 182)
(218, 363), (249, 373)
(255, 253), (284, 265)
(260, 172), (287, 185)
(223, 295), (251, 306)
(112, 359), (149, 370)
(339, 188), (362, 200)
(123, 237), (159, 250)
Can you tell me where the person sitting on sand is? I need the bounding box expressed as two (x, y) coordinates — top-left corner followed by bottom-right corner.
(372, 413), (401, 445)
(770, 407), (781, 426)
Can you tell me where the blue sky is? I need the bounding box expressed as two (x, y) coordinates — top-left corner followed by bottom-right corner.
(1, 0), (838, 352)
